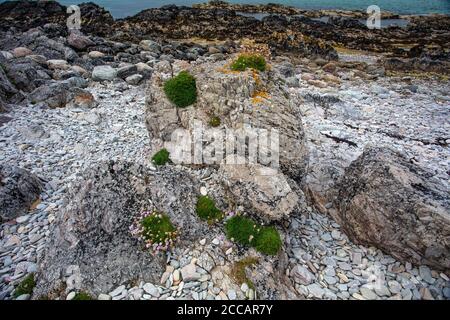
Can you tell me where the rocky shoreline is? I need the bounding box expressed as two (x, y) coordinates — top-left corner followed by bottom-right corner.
(193, 0), (402, 18)
(0, 1), (449, 301)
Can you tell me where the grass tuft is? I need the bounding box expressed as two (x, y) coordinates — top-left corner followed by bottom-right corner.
(231, 54), (266, 72)
(254, 226), (282, 255)
(196, 196), (224, 223)
(14, 274), (36, 298)
(163, 71), (197, 108)
(73, 292), (94, 300)
(230, 257), (259, 290)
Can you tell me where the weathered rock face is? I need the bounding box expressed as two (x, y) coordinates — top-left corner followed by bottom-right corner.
(0, 59), (20, 104)
(219, 155), (300, 222)
(383, 57), (450, 75)
(145, 59), (308, 182)
(1, 56), (51, 93)
(34, 161), (212, 298)
(331, 147), (450, 271)
(0, 165), (43, 222)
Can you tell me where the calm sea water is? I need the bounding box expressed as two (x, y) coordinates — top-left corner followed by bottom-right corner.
(54, 0), (450, 18)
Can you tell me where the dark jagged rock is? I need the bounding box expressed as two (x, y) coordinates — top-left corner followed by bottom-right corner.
(1, 56), (51, 93)
(28, 79), (94, 109)
(78, 2), (115, 37)
(33, 161), (212, 298)
(194, 0), (300, 15)
(383, 57), (450, 74)
(0, 0), (65, 32)
(193, 0), (400, 19)
(0, 58), (20, 103)
(0, 1), (113, 37)
(328, 16), (366, 29)
(67, 31), (95, 51)
(0, 165), (43, 222)
(332, 147), (450, 272)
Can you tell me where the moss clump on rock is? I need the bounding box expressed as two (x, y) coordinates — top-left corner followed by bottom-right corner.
(163, 71), (197, 108)
(196, 196), (223, 223)
(73, 292), (94, 300)
(14, 274), (36, 298)
(225, 215), (281, 256)
(151, 148), (170, 166)
(231, 54), (266, 72)
(254, 226), (282, 255)
(225, 215), (258, 246)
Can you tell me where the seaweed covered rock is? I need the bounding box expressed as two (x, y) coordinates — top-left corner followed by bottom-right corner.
(33, 161), (211, 298)
(115, 6), (337, 60)
(0, 165), (43, 222)
(332, 147), (450, 271)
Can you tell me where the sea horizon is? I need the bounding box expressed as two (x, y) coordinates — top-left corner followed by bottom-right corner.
(46, 0), (450, 19)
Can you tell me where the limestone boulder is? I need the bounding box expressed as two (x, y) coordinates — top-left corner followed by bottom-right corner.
(145, 59), (308, 182)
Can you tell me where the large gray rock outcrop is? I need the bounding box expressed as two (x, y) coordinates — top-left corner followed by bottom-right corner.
(331, 146), (450, 271)
(0, 165), (43, 222)
(34, 161), (213, 298)
(145, 59), (308, 182)
(145, 59), (307, 221)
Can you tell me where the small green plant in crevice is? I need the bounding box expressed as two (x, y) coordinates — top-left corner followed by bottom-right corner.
(225, 215), (258, 246)
(163, 70), (197, 108)
(230, 257), (259, 290)
(72, 292), (94, 300)
(131, 211), (177, 254)
(253, 226), (282, 255)
(225, 215), (282, 256)
(209, 116), (221, 127)
(151, 148), (170, 166)
(231, 54), (266, 72)
(14, 274), (36, 298)
(196, 196), (224, 223)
